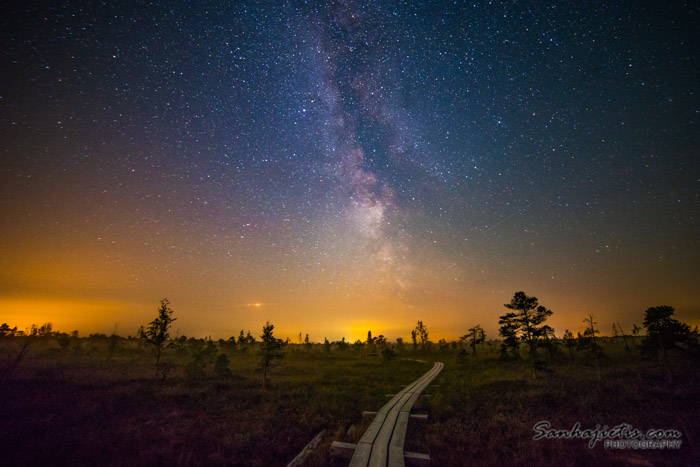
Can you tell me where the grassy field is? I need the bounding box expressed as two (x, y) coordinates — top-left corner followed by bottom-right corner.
(410, 345), (699, 466)
(1, 336), (698, 466)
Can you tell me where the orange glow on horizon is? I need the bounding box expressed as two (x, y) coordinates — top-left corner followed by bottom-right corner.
(0, 295), (146, 336)
(2, 291), (699, 344)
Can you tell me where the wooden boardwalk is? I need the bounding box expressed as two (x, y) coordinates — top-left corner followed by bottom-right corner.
(332, 361), (444, 467)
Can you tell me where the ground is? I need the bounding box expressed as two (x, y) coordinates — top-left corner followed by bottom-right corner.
(0, 337), (697, 466)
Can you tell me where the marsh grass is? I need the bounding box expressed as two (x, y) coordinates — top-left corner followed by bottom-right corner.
(0, 338), (427, 466)
(410, 341), (699, 466)
(0, 337), (697, 466)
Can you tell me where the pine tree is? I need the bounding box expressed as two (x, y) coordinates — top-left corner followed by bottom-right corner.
(499, 291), (553, 356)
(642, 305), (695, 384)
(498, 312), (520, 357)
(260, 321), (283, 389)
(138, 298), (176, 379)
(460, 325), (486, 355)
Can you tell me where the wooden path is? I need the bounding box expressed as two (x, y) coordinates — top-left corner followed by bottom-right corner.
(332, 361), (444, 466)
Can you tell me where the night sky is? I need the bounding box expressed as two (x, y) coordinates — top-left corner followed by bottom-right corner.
(1, 1), (698, 341)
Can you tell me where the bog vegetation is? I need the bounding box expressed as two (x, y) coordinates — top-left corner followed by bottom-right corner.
(0, 292), (698, 466)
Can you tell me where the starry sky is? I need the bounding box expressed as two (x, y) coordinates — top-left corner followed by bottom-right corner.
(1, 1), (698, 341)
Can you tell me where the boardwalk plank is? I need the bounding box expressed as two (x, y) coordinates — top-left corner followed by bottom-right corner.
(388, 411), (410, 467)
(347, 362), (443, 467)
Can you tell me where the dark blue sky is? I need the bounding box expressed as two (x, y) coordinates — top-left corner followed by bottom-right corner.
(1, 1), (698, 339)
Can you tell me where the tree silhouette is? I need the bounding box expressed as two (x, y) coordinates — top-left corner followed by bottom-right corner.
(631, 324), (641, 337)
(642, 305), (695, 384)
(29, 323), (53, 337)
(366, 330), (375, 345)
(614, 322), (632, 354)
(0, 323), (18, 337)
(222, 335), (237, 352)
(414, 321), (429, 350)
(539, 325), (557, 356)
(500, 291), (553, 356)
(498, 312), (520, 357)
(580, 314), (601, 380)
(612, 323), (620, 338)
(138, 298), (176, 379)
(260, 321), (283, 389)
(582, 314), (599, 345)
(642, 306), (693, 352)
(246, 330), (256, 344)
(460, 325), (486, 355)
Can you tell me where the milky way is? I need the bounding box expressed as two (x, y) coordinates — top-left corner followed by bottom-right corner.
(1, 1), (698, 339)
